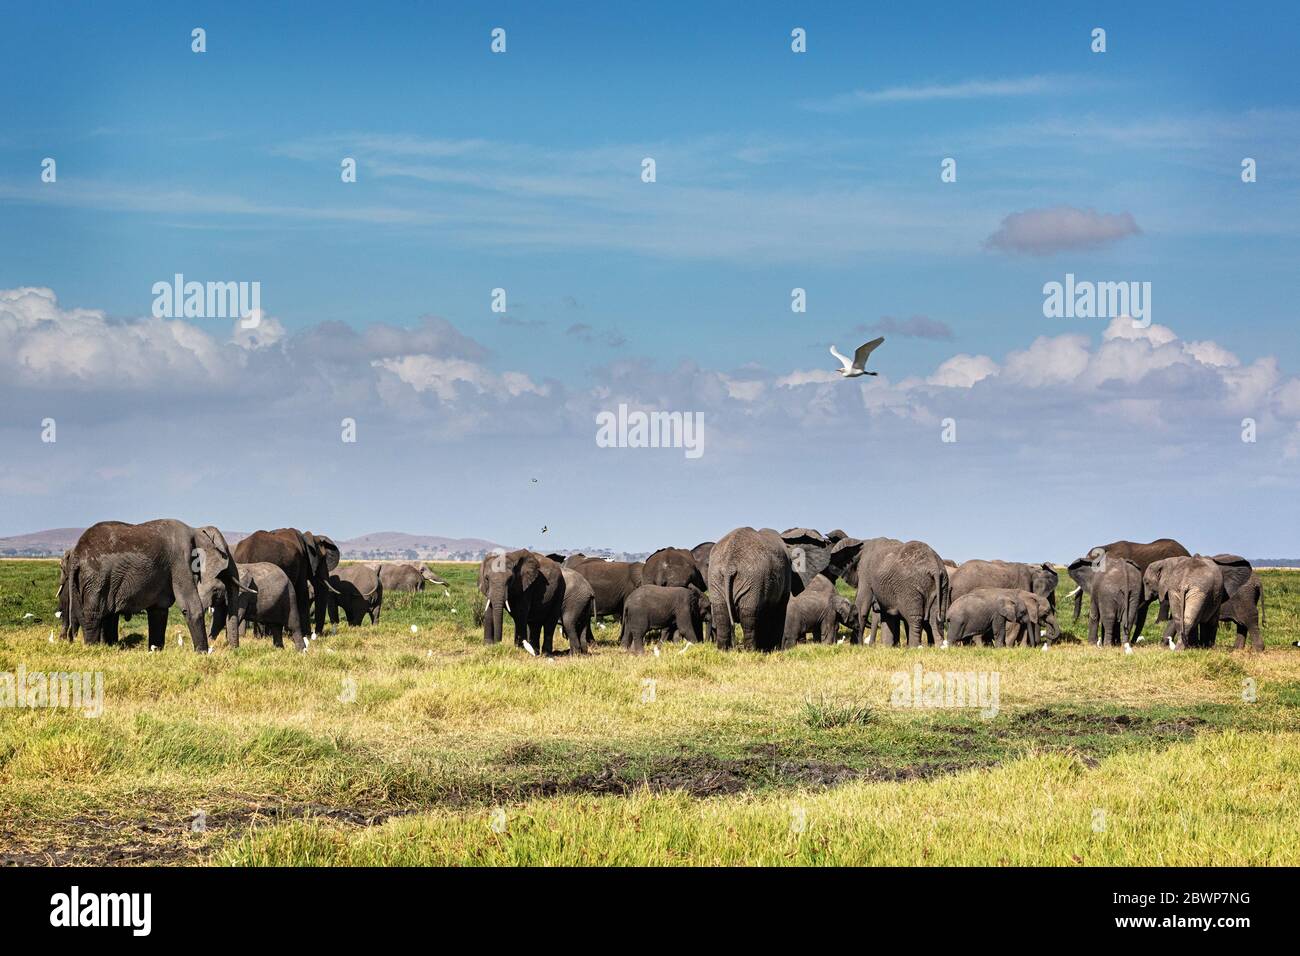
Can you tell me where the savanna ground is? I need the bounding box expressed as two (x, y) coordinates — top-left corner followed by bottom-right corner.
(1, 559), (1299, 866)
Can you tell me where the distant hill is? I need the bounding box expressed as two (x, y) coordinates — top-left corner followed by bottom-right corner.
(0, 528), (506, 560)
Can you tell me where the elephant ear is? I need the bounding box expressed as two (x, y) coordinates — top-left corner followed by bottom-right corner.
(509, 550), (541, 591)
(690, 542), (714, 580)
(630, 562), (644, 587)
(1212, 554), (1253, 601)
(562, 553), (586, 568)
(998, 596), (1018, 621)
(314, 534), (341, 572)
(781, 528), (831, 549)
(544, 552), (567, 563)
(829, 537), (864, 578)
(825, 529), (848, 543)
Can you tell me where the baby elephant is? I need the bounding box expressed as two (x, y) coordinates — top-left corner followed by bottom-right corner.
(222, 561), (304, 650)
(784, 577), (858, 645)
(621, 585), (706, 654)
(946, 588), (1029, 647)
(1005, 589), (1058, 647)
(328, 564), (383, 626)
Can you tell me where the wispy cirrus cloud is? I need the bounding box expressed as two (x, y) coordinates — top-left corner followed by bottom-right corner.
(803, 75), (1063, 112)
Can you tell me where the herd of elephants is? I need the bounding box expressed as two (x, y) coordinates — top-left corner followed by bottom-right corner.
(52, 520), (1268, 657)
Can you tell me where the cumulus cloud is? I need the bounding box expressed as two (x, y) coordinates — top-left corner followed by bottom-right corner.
(927, 354), (998, 388)
(984, 206), (1141, 256)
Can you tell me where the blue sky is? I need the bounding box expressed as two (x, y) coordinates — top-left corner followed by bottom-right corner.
(2, 2), (1298, 558)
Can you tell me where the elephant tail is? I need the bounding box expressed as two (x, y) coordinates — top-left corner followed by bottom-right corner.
(1258, 580), (1266, 625)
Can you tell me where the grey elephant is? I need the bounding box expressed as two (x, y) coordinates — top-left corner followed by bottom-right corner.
(221, 561), (303, 650)
(371, 562), (447, 592)
(564, 557), (643, 619)
(831, 536), (949, 647)
(1218, 571), (1264, 651)
(708, 527), (830, 651)
(326, 564), (383, 626)
(1143, 554), (1252, 650)
(478, 549), (566, 653)
(558, 568), (596, 654)
(783, 575), (855, 645)
(621, 584), (706, 654)
(643, 547), (707, 591)
(1068, 555), (1143, 647)
(235, 528), (340, 642)
(66, 519), (239, 651)
(1005, 589), (1057, 647)
(951, 560), (1058, 619)
(1067, 538), (1189, 637)
(945, 588), (1029, 647)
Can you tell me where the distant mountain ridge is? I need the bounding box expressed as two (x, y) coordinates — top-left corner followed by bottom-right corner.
(0, 527), (507, 560)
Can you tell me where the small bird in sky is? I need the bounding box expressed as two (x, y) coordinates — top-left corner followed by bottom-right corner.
(829, 337), (885, 378)
(541, 525), (548, 534)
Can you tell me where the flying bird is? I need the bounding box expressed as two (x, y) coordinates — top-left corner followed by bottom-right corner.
(830, 337), (885, 378)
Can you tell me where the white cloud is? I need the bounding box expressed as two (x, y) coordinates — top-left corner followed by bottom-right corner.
(927, 354), (998, 388)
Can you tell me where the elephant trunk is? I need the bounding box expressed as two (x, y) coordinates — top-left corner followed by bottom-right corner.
(1070, 585), (1084, 621)
(1181, 586), (1208, 638)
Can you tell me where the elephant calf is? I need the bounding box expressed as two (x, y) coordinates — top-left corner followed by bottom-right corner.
(1005, 590), (1058, 647)
(784, 576), (857, 645)
(222, 562), (304, 651)
(621, 585), (706, 654)
(328, 564), (383, 626)
(945, 588), (1029, 647)
(1218, 571), (1264, 651)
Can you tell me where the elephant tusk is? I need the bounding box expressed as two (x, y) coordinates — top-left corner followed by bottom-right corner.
(1067, 586), (1082, 598)
(484, 598), (490, 613)
(505, 600), (512, 614)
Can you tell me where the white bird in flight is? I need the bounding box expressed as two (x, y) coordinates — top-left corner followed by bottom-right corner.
(830, 337), (885, 378)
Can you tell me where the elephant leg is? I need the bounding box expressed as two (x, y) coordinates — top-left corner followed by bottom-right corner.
(292, 584), (311, 641)
(1199, 620), (1217, 648)
(542, 621), (557, 655)
(270, 626), (284, 648)
(992, 617), (1007, 648)
(851, 595), (869, 644)
(83, 616), (104, 645)
(906, 614), (924, 649)
(1130, 601), (1151, 644)
(871, 610), (885, 646)
(146, 607), (167, 651)
(1087, 610), (1099, 647)
(1250, 622), (1263, 652)
(103, 613), (120, 646)
(209, 601), (227, 644)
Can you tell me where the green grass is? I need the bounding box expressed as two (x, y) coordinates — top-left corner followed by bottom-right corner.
(1, 560), (1298, 865)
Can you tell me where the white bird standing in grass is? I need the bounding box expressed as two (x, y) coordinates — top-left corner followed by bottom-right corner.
(830, 337), (885, 378)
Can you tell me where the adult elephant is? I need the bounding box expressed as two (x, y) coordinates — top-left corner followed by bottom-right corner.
(564, 557), (643, 619)
(1143, 554), (1252, 650)
(950, 560), (1059, 641)
(643, 547), (707, 591)
(328, 564), (384, 625)
(478, 549), (566, 652)
(708, 527), (830, 652)
(831, 536), (949, 647)
(690, 542), (714, 582)
(66, 519), (239, 652)
(234, 529), (339, 643)
(1067, 555), (1143, 647)
(1067, 538), (1190, 636)
(371, 562), (447, 592)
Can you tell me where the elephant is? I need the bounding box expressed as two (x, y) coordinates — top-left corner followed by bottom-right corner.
(621, 584), (707, 654)
(707, 527), (830, 652)
(1066, 538), (1190, 637)
(1067, 555), (1143, 647)
(950, 560), (1059, 641)
(235, 529), (340, 642)
(55, 549), (79, 641)
(66, 519), (239, 652)
(831, 536), (949, 647)
(1142, 554), (1252, 650)
(643, 547), (707, 591)
(1218, 571), (1264, 651)
(783, 574), (857, 645)
(564, 557), (643, 619)
(945, 588), (1029, 647)
(327, 564), (383, 626)
(369, 562), (447, 592)
(690, 542), (715, 582)
(1005, 589), (1057, 647)
(478, 549), (566, 653)
(558, 568), (596, 654)
(220, 561), (303, 650)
